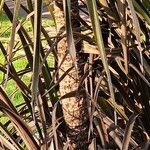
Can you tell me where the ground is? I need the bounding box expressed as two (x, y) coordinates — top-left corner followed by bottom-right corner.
(5, 0), (51, 18)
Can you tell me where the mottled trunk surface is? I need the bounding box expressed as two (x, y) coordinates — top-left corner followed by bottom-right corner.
(54, 0), (89, 149)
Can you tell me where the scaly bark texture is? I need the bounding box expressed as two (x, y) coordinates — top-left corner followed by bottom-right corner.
(54, 0), (89, 149)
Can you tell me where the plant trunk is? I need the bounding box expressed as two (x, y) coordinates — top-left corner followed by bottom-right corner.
(54, 0), (89, 149)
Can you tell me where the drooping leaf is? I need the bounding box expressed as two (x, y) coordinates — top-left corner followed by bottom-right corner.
(0, 122), (23, 150)
(127, 0), (143, 70)
(122, 114), (138, 150)
(86, 0), (117, 124)
(0, 101), (40, 150)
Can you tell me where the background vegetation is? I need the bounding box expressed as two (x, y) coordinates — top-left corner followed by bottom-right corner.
(0, 0), (150, 149)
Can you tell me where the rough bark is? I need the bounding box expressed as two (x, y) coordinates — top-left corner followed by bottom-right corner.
(54, 0), (89, 149)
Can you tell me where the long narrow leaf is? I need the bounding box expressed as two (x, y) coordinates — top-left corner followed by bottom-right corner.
(133, 0), (150, 25)
(31, 0), (43, 117)
(0, 122), (23, 150)
(127, 0), (143, 69)
(86, 0), (117, 124)
(122, 114), (138, 150)
(45, 0), (56, 26)
(7, 0), (20, 60)
(0, 101), (39, 150)
(63, 0), (77, 68)
(0, 134), (18, 150)
(52, 102), (58, 150)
